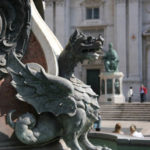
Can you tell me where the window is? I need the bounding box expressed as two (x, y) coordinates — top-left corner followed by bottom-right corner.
(86, 7), (99, 20)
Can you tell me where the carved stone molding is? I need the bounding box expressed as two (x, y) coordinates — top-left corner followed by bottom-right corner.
(146, 41), (150, 48)
(143, 28), (150, 37)
(115, 0), (126, 4)
(45, 0), (53, 6)
(0, 0), (31, 78)
(145, 37), (150, 48)
(55, 0), (64, 7)
(145, 3), (150, 13)
(80, 0), (106, 7)
(116, 0), (138, 5)
(45, 0), (64, 7)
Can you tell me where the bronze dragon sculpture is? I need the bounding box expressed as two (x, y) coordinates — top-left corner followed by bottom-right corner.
(0, 0), (111, 150)
(6, 30), (111, 150)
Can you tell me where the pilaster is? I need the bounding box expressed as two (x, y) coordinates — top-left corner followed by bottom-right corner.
(80, 0), (106, 7)
(44, 0), (53, 30)
(115, 0), (126, 4)
(55, 0), (64, 6)
(55, 0), (65, 46)
(114, 0), (127, 75)
(128, 0), (141, 80)
(64, 0), (70, 44)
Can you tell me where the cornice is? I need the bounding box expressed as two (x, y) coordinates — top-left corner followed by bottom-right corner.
(143, 28), (150, 37)
(45, 0), (53, 6)
(80, 0), (106, 6)
(56, 0), (64, 6)
(115, 0), (126, 4)
(45, 0), (64, 6)
(116, 0), (138, 4)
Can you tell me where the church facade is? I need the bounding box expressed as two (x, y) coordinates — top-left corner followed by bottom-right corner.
(44, 0), (150, 102)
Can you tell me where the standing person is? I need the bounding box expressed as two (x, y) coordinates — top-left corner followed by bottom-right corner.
(127, 86), (133, 102)
(140, 84), (147, 102)
(94, 114), (101, 131)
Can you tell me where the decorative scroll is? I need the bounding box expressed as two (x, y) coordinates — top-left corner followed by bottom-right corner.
(0, 0), (31, 79)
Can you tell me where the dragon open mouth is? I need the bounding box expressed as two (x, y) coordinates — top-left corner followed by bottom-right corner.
(82, 41), (103, 59)
(87, 52), (101, 60)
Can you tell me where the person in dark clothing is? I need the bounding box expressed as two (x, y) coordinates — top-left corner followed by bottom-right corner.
(94, 115), (101, 131)
(140, 84), (147, 102)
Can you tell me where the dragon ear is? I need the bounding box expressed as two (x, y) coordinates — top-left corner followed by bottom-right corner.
(70, 29), (79, 43)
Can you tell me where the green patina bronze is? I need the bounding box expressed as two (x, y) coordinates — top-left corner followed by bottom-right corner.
(103, 43), (119, 72)
(1, 17), (111, 150)
(6, 30), (111, 150)
(0, 0), (31, 79)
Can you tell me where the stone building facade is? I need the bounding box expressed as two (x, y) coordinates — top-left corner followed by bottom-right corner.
(44, 0), (150, 102)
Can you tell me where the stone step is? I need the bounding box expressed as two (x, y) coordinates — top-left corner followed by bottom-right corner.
(100, 103), (150, 106)
(102, 116), (150, 119)
(100, 113), (150, 116)
(101, 115), (150, 118)
(102, 118), (150, 121)
(101, 109), (150, 112)
(101, 109), (150, 111)
(100, 112), (150, 115)
(101, 106), (150, 109)
(101, 105), (150, 108)
(100, 103), (150, 121)
(101, 108), (150, 111)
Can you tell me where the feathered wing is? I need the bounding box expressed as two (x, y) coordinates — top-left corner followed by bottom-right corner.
(7, 52), (76, 116)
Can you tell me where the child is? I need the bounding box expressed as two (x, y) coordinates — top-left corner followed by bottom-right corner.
(127, 86), (133, 102)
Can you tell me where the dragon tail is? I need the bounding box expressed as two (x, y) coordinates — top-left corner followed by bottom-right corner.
(6, 110), (16, 129)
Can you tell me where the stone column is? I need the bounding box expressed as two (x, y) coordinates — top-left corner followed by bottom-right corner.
(64, 0), (70, 44)
(128, 0), (141, 81)
(114, 0), (127, 76)
(104, 1), (114, 47)
(44, 1), (54, 30)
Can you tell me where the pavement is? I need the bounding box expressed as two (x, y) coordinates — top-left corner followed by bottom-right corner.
(100, 120), (150, 137)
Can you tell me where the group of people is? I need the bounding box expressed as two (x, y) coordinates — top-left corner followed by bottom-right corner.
(113, 123), (144, 138)
(94, 121), (144, 138)
(127, 84), (147, 103)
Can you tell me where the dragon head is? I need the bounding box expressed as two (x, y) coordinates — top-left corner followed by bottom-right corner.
(58, 30), (104, 77)
(67, 30), (104, 62)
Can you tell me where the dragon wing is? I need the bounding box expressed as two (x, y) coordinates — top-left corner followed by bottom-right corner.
(7, 52), (76, 116)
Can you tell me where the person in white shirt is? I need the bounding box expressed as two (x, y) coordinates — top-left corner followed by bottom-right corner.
(127, 86), (133, 102)
(130, 124), (144, 138)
